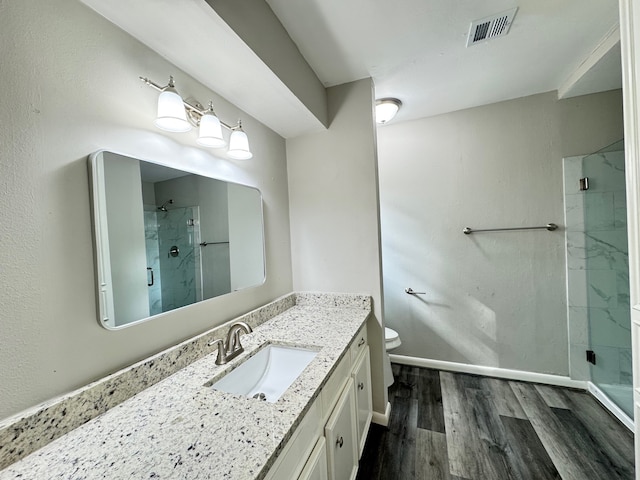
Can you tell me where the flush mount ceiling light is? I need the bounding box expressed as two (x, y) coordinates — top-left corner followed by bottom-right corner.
(140, 75), (252, 159)
(375, 98), (402, 124)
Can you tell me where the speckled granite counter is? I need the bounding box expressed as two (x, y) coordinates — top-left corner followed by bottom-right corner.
(0, 293), (371, 479)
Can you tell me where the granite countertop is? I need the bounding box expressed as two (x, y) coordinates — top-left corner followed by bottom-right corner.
(0, 301), (370, 479)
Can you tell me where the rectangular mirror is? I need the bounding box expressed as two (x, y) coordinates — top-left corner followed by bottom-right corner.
(88, 151), (265, 329)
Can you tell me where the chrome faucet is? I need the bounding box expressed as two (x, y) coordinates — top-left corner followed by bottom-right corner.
(208, 321), (253, 365)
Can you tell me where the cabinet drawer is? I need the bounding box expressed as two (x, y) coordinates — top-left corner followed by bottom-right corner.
(350, 325), (367, 363)
(321, 354), (351, 419)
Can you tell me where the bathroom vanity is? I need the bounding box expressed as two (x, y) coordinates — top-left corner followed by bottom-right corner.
(0, 293), (373, 480)
(265, 324), (372, 480)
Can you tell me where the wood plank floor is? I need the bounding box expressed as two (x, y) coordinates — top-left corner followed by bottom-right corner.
(356, 365), (634, 480)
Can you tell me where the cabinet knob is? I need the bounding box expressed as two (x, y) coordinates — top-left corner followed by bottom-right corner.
(336, 436), (344, 448)
(358, 382), (365, 390)
(357, 338), (365, 347)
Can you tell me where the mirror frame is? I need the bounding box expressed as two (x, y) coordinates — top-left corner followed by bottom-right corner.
(88, 149), (266, 330)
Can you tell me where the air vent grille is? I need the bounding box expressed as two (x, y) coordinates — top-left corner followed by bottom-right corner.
(467, 7), (518, 47)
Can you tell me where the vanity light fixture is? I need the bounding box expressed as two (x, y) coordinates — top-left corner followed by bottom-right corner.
(154, 76), (191, 132)
(227, 121), (252, 160)
(197, 101), (226, 148)
(375, 98), (402, 124)
(140, 75), (252, 159)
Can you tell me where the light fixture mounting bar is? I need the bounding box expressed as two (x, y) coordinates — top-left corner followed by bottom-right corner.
(139, 76), (236, 131)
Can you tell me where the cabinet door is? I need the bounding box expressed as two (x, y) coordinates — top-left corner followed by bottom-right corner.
(351, 347), (372, 458)
(264, 400), (321, 480)
(298, 437), (328, 480)
(324, 378), (358, 480)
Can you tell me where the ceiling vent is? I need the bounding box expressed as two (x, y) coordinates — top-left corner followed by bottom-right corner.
(466, 7), (518, 47)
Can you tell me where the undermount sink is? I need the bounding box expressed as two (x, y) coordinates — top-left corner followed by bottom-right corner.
(207, 344), (318, 402)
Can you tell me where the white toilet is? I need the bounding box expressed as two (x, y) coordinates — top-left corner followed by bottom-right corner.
(383, 327), (402, 387)
(385, 327), (402, 351)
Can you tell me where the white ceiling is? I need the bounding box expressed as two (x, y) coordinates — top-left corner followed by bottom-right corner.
(80, 0), (621, 135)
(266, 0), (621, 123)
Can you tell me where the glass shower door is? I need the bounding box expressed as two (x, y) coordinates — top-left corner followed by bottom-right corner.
(581, 140), (633, 418)
(155, 206), (202, 313)
(144, 209), (163, 316)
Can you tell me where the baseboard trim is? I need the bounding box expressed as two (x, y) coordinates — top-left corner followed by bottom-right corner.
(389, 354), (588, 390)
(371, 402), (391, 427)
(587, 382), (634, 431)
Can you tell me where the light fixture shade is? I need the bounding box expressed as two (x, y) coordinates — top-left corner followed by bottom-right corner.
(196, 112), (226, 148)
(375, 98), (402, 124)
(227, 128), (253, 160)
(154, 88), (191, 132)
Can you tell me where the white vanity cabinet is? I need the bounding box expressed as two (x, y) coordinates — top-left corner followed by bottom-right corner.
(265, 324), (372, 480)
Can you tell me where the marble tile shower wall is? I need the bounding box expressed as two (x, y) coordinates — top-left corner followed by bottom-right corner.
(564, 151), (631, 385)
(157, 206), (201, 312)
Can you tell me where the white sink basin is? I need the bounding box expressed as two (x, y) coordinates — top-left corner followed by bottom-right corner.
(208, 344), (318, 402)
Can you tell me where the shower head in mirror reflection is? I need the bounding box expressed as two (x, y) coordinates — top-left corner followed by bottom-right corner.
(157, 199), (173, 212)
(140, 76), (253, 160)
(88, 150), (266, 330)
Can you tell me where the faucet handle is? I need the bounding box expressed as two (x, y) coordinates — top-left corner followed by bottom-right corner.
(229, 330), (241, 352)
(208, 338), (226, 365)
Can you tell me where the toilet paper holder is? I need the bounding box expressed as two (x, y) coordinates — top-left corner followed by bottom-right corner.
(405, 287), (426, 295)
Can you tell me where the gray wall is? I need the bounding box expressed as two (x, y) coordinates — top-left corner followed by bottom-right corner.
(377, 90), (624, 376)
(0, 0), (292, 420)
(287, 79), (388, 414)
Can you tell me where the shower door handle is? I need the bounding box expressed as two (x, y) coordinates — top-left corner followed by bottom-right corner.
(147, 267), (154, 287)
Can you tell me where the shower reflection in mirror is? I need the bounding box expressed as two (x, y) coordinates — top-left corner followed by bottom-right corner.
(89, 151), (265, 329)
